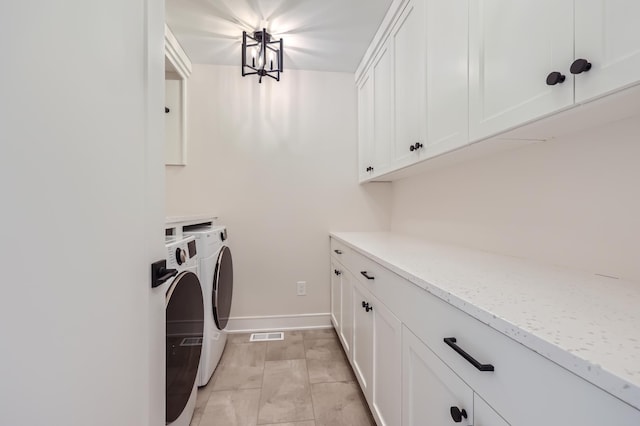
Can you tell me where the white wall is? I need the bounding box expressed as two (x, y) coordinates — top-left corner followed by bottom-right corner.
(166, 65), (391, 324)
(390, 115), (640, 282)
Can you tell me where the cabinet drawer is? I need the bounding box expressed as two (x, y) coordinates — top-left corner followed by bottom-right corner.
(330, 238), (357, 278)
(331, 238), (402, 300)
(348, 248), (404, 298)
(474, 394), (509, 426)
(399, 283), (640, 426)
(330, 238), (349, 260)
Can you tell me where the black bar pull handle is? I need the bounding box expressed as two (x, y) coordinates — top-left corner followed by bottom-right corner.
(360, 271), (374, 280)
(443, 337), (494, 372)
(334, 249), (343, 255)
(151, 259), (177, 288)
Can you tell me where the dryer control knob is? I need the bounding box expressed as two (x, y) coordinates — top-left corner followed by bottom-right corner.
(175, 248), (186, 265)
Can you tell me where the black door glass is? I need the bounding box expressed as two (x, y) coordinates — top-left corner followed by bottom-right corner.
(166, 271), (204, 423)
(213, 246), (233, 330)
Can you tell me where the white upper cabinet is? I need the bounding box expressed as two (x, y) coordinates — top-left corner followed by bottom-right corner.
(357, 72), (374, 181)
(357, 0), (640, 181)
(392, 0), (427, 168)
(574, 0), (640, 103)
(357, 40), (393, 180)
(165, 24), (192, 166)
(372, 41), (394, 175)
(357, 0), (469, 182)
(469, 0), (574, 141)
(470, 0), (640, 142)
(424, 0), (469, 158)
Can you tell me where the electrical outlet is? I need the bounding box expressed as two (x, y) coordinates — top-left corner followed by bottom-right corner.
(296, 281), (306, 296)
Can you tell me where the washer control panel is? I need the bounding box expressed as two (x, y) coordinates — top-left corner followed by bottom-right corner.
(166, 236), (198, 271)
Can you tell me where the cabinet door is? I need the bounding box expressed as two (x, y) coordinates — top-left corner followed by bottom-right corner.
(330, 261), (341, 331)
(352, 280), (374, 398)
(372, 41), (393, 175)
(575, 0), (640, 103)
(371, 297), (402, 426)
(474, 394), (510, 426)
(357, 71), (375, 181)
(392, 0), (427, 168)
(165, 76), (186, 165)
(425, 0), (469, 158)
(402, 326), (473, 426)
(340, 270), (354, 358)
(469, 0), (574, 141)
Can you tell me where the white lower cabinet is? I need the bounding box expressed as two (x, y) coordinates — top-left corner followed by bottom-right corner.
(330, 259), (353, 357)
(403, 325), (473, 425)
(403, 325), (510, 426)
(370, 288), (401, 426)
(352, 278), (402, 426)
(340, 269), (354, 357)
(330, 260), (341, 329)
(352, 279), (374, 395)
(329, 237), (640, 426)
(474, 394), (510, 426)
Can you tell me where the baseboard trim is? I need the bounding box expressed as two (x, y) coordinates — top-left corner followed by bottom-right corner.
(226, 313), (332, 333)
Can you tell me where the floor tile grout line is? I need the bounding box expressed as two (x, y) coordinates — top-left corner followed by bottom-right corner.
(256, 339), (268, 426)
(303, 338), (320, 423)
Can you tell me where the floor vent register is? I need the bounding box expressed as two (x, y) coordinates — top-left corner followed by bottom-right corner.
(249, 332), (284, 342)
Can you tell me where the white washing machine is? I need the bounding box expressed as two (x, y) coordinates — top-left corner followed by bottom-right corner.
(184, 225), (233, 387)
(164, 236), (203, 426)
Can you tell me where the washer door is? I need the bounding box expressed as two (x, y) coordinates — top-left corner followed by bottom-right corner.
(166, 271), (204, 424)
(213, 245), (233, 330)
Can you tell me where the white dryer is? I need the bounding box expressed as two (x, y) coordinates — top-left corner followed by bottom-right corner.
(183, 225), (233, 387)
(164, 236), (203, 426)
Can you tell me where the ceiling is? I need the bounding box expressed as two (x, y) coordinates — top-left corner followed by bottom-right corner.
(165, 0), (393, 73)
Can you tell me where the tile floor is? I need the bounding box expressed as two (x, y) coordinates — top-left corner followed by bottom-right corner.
(190, 328), (375, 426)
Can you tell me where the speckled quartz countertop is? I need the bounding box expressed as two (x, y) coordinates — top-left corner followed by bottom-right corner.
(330, 231), (640, 411)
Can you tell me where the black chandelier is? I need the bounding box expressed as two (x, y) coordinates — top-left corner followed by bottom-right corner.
(242, 29), (283, 83)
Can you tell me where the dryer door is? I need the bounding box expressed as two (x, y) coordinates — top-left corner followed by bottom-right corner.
(213, 246), (233, 330)
(165, 271), (204, 424)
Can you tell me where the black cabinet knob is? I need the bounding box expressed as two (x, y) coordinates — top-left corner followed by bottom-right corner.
(365, 304), (373, 312)
(334, 269), (341, 276)
(362, 300), (367, 308)
(410, 142), (423, 152)
(570, 58), (592, 74)
(450, 406), (467, 423)
(546, 71), (566, 85)
(365, 166), (374, 172)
